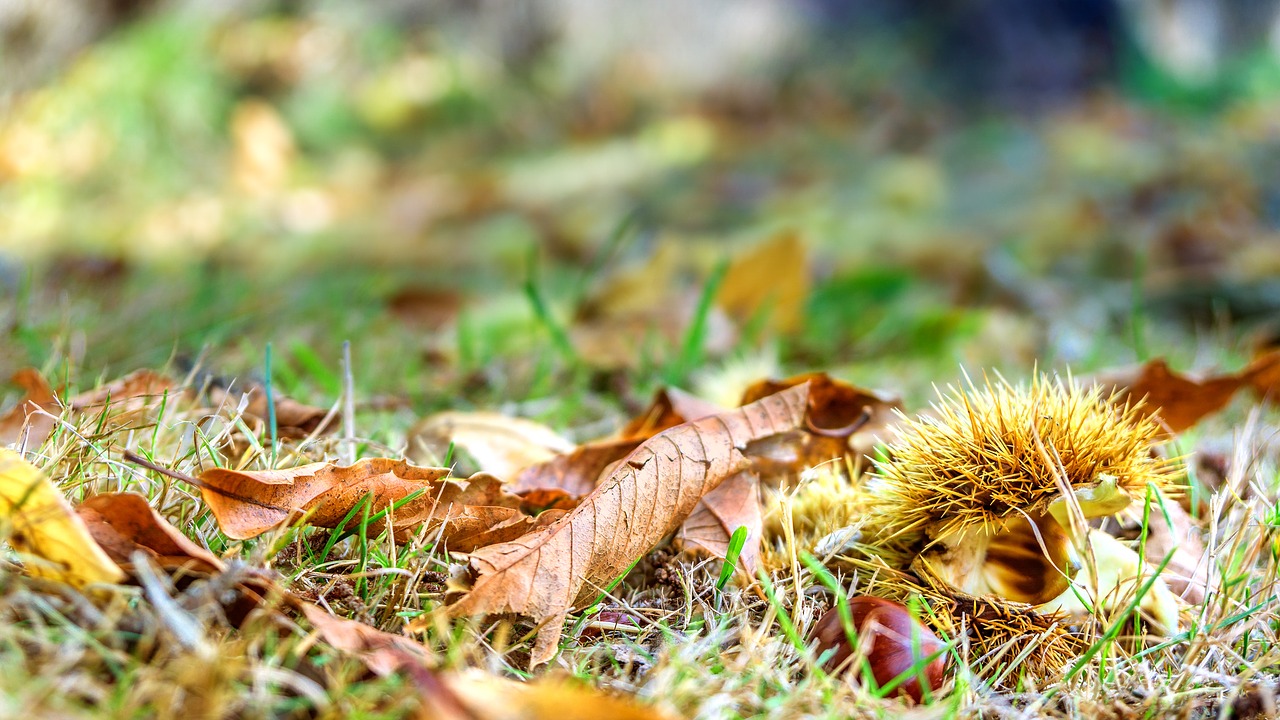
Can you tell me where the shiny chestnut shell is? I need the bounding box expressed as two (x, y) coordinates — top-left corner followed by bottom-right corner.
(811, 596), (947, 703)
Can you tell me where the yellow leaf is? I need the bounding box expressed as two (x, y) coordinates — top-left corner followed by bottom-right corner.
(0, 449), (124, 586)
(716, 231), (809, 334)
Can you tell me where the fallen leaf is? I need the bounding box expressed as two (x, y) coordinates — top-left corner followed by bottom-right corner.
(444, 383), (809, 667)
(406, 412), (575, 480)
(76, 490), (278, 625)
(303, 604), (476, 720)
(618, 386), (723, 439)
(1094, 359), (1244, 434)
(571, 240), (737, 369)
(739, 372), (903, 475)
(69, 369), (175, 413)
(207, 379), (335, 439)
(509, 387), (721, 498)
(198, 458), (520, 543)
(0, 368), (60, 449)
(1, 368), (179, 450)
(515, 488), (580, 514)
(506, 437), (638, 499)
(387, 287), (463, 330)
(446, 669), (679, 720)
(673, 470), (762, 573)
(434, 505), (560, 553)
(0, 448), (124, 586)
(716, 230), (809, 334)
(302, 602), (433, 677)
(76, 492), (222, 575)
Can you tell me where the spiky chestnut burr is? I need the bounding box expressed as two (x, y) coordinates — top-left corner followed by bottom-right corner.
(864, 372), (1177, 553)
(842, 372), (1182, 683)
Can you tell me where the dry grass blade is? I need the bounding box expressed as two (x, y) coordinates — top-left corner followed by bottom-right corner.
(445, 383), (810, 667)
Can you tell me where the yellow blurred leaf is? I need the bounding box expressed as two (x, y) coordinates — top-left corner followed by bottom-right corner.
(446, 669), (680, 720)
(0, 449), (124, 587)
(716, 231), (809, 334)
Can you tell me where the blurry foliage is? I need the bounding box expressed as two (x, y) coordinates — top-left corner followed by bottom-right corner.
(0, 3), (1278, 406)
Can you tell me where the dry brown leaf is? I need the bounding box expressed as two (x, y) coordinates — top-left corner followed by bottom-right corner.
(619, 386), (723, 439)
(509, 387), (722, 499)
(1094, 359), (1244, 434)
(673, 470), (762, 573)
(207, 380), (335, 439)
(406, 411), (574, 479)
(716, 230), (809, 334)
(515, 488), (581, 514)
(70, 370), (175, 413)
(77, 492), (223, 575)
(1, 368), (179, 450)
(444, 383), (809, 667)
(387, 287), (463, 330)
(739, 372), (903, 475)
(435, 505), (556, 553)
(199, 459), (521, 543)
(303, 604), (477, 719)
(76, 490), (277, 624)
(0, 368), (60, 448)
(302, 602), (432, 676)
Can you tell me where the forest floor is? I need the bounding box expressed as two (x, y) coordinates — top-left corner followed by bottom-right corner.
(2, 7), (1280, 719)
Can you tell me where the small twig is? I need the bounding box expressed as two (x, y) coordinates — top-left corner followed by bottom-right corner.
(121, 449), (279, 511)
(341, 340), (356, 466)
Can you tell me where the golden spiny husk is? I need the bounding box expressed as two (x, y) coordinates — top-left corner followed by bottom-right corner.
(863, 373), (1178, 551)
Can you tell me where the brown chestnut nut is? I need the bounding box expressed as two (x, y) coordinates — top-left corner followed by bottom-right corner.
(811, 596), (947, 703)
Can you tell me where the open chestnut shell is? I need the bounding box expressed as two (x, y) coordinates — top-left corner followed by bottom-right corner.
(811, 596), (947, 703)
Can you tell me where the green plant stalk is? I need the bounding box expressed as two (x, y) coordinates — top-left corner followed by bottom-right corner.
(717, 525), (749, 591)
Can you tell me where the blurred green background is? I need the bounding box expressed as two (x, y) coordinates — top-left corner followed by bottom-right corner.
(2, 0), (1279, 417)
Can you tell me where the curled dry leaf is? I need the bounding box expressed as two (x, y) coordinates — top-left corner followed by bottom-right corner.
(406, 411), (574, 479)
(672, 470), (762, 574)
(739, 372), (903, 475)
(198, 459), (522, 544)
(0, 448), (125, 587)
(1092, 350), (1280, 435)
(443, 383), (809, 668)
